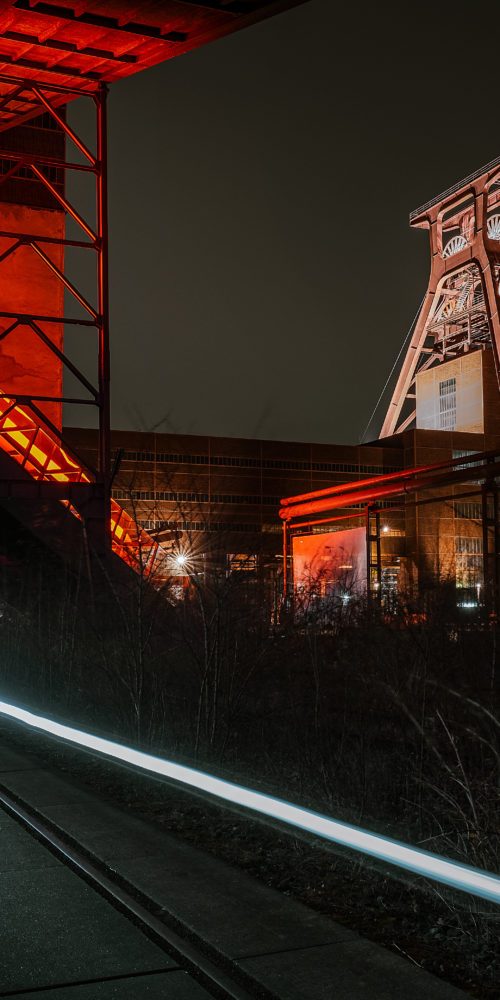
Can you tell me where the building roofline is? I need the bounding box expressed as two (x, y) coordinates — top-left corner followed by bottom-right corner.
(409, 153), (500, 223)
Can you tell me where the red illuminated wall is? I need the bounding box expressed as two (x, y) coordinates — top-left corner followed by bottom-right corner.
(292, 527), (367, 595)
(0, 204), (64, 430)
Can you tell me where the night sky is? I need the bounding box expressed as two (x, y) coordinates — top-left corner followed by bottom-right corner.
(65, 0), (500, 445)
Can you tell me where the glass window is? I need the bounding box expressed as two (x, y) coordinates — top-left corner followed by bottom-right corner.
(439, 377), (457, 430)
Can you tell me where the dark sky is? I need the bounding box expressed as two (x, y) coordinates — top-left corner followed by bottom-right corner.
(65, 0), (500, 445)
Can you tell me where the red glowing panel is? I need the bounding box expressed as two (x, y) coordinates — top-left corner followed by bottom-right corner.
(292, 528), (366, 596)
(0, 206), (65, 429)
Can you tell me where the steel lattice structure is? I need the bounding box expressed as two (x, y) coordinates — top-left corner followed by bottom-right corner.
(380, 157), (500, 438)
(0, 1), (308, 574)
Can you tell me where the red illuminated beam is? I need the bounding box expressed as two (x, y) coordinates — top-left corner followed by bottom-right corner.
(280, 449), (499, 511)
(280, 451), (500, 522)
(0, 1), (311, 130)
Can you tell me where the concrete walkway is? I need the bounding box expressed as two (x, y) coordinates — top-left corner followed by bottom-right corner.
(0, 738), (471, 999)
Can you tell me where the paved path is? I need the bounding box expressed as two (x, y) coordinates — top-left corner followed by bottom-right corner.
(0, 736), (471, 999)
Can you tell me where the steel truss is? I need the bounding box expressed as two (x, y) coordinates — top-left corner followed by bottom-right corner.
(0, 75), (160, 576)
(380, 160), (500, 438)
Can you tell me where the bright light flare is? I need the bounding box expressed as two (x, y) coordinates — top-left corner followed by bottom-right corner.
(0, 698), (499, 906)
(175, 553), (187, 567)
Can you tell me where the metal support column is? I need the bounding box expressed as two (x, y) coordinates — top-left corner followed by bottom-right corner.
(96, 83), (111, 551)
(0, 75), (111, 554)
(282, 521), (288, 598)
(366, 506), (382, 606)
(482, 480), (500, 618)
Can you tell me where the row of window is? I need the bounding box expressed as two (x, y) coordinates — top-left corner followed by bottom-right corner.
(227, 553), (258, 572)
(455, 536), (482, 554)
(119, 450), (400, 476)
(134, 501), (490, 529)
(454, 501), (483, 520)
(452, 449), (484, 469)
(137, 519), (277, 534)
(113, 489), (281, 506)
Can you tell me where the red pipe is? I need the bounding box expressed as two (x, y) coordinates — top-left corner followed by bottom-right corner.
(280, 448), (499, 508)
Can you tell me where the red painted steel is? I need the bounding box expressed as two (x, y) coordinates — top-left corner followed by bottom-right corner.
(0, 1), (307, 573)
(0, 386), (162, 573)
(0, 2), (309, 131)
(280, 449), (500, 511)
(280, 463), (498, 523)
(280, 450), (500, 522)
(0, 78), (158, 572)
(0, 207), (65, 429)
(0, 79), (112, 554)
(380, 160), (500, 437)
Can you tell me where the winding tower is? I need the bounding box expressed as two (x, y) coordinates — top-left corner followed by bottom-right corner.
(380, 159), (500, 439)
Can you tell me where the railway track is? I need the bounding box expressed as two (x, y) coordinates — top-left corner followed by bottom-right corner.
(0, 781), (270, 1000)
(0, 724), (476, 1000)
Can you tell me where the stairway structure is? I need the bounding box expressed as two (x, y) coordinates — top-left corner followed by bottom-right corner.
(0, 389), (160, 573)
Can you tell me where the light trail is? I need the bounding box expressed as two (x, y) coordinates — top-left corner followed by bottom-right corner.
(0, 698), (499, 906)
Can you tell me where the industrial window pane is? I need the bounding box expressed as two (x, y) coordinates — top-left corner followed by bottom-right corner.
(439, 377), (457, 429)
(455, 536), (482, 554)
(227, 553), (258, 572)
(454, 501), (483, 520)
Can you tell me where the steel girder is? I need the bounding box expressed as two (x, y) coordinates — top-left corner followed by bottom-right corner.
(0, 77), (161, 575)
(380, 160), (500, 439)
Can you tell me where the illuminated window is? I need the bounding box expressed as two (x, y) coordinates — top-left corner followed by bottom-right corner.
(455, 535), (482, 589)
(454, 501), (483, 520)
(118, 450), (401, 476)
(439, 377), (457, 429)
(452, 449), (482, 470)
(227, 553), (258, 573)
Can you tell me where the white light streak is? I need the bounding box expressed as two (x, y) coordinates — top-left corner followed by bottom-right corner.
(0, 698), (499, 905)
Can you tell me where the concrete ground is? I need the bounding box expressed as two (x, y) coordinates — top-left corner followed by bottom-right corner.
(0, 737), (471, 999)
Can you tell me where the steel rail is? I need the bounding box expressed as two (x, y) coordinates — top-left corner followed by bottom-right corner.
(0, 785), (256, 1000)
(0, 149), (96, 172)
(410, 153), (500, 222)
(0, 699), (499, 907)
(0, 230), (95, 250)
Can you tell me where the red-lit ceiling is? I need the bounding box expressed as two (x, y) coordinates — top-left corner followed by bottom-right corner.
(0, 0), (308, 127)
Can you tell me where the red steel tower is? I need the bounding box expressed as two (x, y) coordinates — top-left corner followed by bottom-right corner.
(380, 158), (500, 439)
(0, 0), (307, 571)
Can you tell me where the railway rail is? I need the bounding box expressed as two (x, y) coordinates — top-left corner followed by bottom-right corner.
(0, 779), (267, 1000)
(0, 716), (478, 1000)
